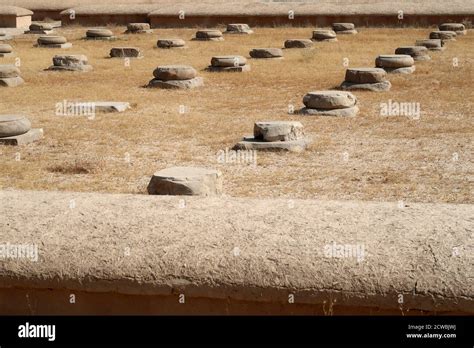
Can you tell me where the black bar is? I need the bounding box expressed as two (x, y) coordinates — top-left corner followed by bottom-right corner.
(0, 316), (472, 346)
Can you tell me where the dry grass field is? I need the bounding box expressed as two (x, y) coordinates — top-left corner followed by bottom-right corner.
(0, 27), (473, 203)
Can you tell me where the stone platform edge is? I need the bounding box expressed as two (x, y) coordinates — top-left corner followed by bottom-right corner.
(0, 189), (472, 314)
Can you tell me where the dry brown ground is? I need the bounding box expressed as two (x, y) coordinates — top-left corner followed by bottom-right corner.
(0, 27), (473, 203)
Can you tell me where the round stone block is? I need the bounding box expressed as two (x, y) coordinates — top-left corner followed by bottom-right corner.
(345, 67), (387, 84)
(86, 28), (114, 38)
(0, 115), (31, 137)
(211, 55), (247, 67)
(430, 31), (457, 41)
(376, 54), (414, 68)
(148, 77), (204, 89)
(395, 46), (430, 61)
(249, 48), (283, 58)
(254, 121), (305, 142)
(157, 39), (186, 48)
(0, 44), (12, 53)
(195, 30), (223, 40)
(152, 65), (197, 81)
(415, 39), (445, 51)
(0, 64), (20, 78)
(312, 29), (337, 41)
(225, 23), (253, 34)
(38, 36), (67, 45)
(439, 23), (466, 35)
(110, 47), (142, 58)
(284, 39), (314, 48)
(303, 90), (357, 110)
(147, 166), (223, 196)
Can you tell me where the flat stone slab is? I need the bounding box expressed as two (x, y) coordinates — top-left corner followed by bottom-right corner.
(84, 36), (116, 41)
(303, 90), (357, 109)
(233, 136), (309, 152)
(157, 39), (186, 48)
(46, 65), (93, 72)
(0, 128), (43, 145)
(224, 24), (253, 34)
(249, 48), (283, 58)
(284, 39), (314, 48)
(312, 29), (337, 41)
(0, 77), (24, 87)
(193, 37), (224, 42)
(0, 53), (14, 57)
(335, 29), (358, 35)
(384, 66), (416, 74)
(31, 21), (61, 29)
(35, 43), (72, 48)
(147, 77), (204, 89)
(0, 115), (31, 137)
(340, 80), (391, 92)
(299, 105), (359, 117)
(207, 65), (250, 72)
(147, 166), (223, 196)
(254, 121), (305, 142)
(26, 30), (55, 35)
(376, 54), (414, 68)
(110, 47), (142, 58)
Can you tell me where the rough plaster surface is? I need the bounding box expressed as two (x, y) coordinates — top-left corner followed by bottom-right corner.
(0, 190), (472, 313)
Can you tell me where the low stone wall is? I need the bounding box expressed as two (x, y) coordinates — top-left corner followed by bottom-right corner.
(1, 0), (474, 25)
(148, 14), (473, 28)
(0, 190), (472, 315)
